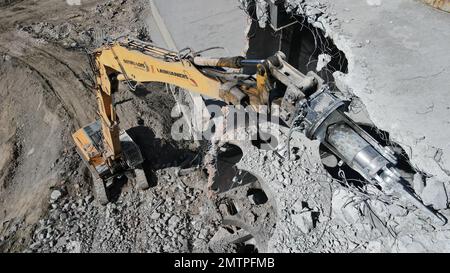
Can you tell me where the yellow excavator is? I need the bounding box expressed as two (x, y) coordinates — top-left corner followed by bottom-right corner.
(72, 38), (446, 225)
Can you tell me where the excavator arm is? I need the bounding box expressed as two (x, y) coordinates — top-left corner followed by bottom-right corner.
(91, 41), (223, 161)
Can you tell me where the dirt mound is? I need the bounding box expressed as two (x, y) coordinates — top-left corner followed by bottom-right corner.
(0, 47), (78, 251)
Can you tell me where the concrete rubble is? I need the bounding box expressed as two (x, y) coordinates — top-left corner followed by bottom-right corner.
(421, 178), (448, 210)
(241, 0), (450, 182)
(232, 0), (450, 252)
(292, 211), (315, 234)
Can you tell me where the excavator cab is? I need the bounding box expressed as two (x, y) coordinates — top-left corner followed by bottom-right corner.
(72, 120), (148, 205)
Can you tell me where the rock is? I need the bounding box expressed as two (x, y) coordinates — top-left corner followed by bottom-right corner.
(70, 225), (80, 234)
(292, 211), (314, 234)
(50, 190), (62, 202)
(163, 244), (171, 252)
(388, 204), (408, 218)
(305, 6), (322, 17)
(198, 231), (206, 240)
(168, 215), (180, 228)
(343, 204), (361, 224)
(321, 153), (338, 168)
(163, 214), (170, 221)
(66, 241), (82, 253)
(316, 53), (332, 72)
(84, 195), (94, 204)
(292, 200), (304, 213)
(59, 213), (68, 221)
(413, 173), (425, 195)
(77, 199), (84, 207)
(29, 241), (41, 250)
(421, 178), (448, 210)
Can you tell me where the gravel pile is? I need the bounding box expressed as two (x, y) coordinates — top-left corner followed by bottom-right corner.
(27, 164), (221, 253)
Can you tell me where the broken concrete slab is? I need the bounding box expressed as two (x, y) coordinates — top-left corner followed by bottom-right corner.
(50, 190), (62, 203)
(292, 211), (315, 234)
(342, 203), (361, 225)
(413, 173), (426, 196)
(208, 227), (253, 252)
(316, 53), (332, 72)
(421, 178), (448, 210)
